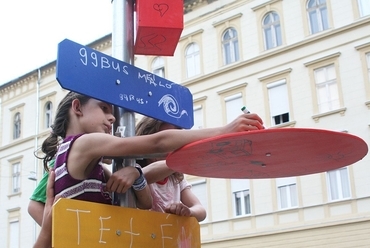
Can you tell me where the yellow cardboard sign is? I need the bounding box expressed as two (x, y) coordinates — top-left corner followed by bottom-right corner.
(52, 198), (200, 248)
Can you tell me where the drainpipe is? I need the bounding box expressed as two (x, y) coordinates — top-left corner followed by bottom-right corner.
(31, 68), (41, 243)
(34, 68), (41, 179)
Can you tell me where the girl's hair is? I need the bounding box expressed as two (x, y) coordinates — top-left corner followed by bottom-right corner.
(37, 91), (91, 171)
(135, 116), (184, 183)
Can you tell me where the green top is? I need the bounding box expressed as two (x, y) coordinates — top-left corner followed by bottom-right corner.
(29, 160), (55, 204)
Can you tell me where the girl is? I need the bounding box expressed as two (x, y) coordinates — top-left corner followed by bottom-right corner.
(135, 117), (204, 219)
(135, 116), (256, 221)
(39, 91), (264, 208)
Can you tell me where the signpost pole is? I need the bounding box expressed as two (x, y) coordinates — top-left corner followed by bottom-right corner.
(111, 0), (136, 208)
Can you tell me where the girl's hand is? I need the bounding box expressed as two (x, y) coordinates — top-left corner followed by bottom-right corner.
(105, 166), (140, 193)
(164, 202), (192, 217)
(223, 113), (265, 133)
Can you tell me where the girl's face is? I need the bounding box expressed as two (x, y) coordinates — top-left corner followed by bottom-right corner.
(80, 99), (115, 134)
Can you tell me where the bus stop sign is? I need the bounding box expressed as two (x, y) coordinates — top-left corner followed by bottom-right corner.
(56, 39), (194, 129)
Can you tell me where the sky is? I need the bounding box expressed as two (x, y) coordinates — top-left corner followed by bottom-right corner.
(0, 0), (113, 85)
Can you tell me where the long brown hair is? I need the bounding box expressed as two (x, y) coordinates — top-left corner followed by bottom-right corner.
(36, 91), (91, 171)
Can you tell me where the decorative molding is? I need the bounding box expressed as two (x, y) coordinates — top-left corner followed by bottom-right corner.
(312, 107), (347, 122)
(251, 0), (283, 11)
(40, 91), (57, 100)
(7, 155), (23, 163)
(355, 42), (370, 50)
(180, 29), (204, 41)
(7, 207), (21, 213)
(193, 96), (208, 102)
(9, 103), (25, 111)
(217, 82), (248, 95)
(304, 52), (341, 67)
(184, 0), (218, 14)
(212, 13), (243, 27)
(258, 68), (292, 81)
(269, 120), (296, 128)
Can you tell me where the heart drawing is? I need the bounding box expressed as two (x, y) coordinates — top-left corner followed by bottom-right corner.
(153, 3), (169, 17)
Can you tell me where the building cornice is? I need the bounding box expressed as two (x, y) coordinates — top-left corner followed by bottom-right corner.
(182, 16), (370, 87)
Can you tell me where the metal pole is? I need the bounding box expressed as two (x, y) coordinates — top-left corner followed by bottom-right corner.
(111, 0), (136, 208)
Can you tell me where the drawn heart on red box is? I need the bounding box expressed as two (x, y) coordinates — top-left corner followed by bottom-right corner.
(153, 3), (169, 17)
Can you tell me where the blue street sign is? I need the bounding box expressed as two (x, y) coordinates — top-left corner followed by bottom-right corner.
(56, 39), (194, 129)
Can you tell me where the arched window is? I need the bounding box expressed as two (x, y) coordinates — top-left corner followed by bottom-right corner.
(185, 42), (200, 78)
(13, 112), (21, 139)
(45, 101), (53, 128)
(307, 0), (329, 34)
(263, 11), (282, 50)
(151, 57), (165, 77)
(222, 28), (239, 65)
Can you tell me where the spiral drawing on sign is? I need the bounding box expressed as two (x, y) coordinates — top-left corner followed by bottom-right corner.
(158, 94), (188, 119)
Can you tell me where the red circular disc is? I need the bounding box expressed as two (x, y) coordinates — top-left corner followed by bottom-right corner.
(166, 128), (368, 179)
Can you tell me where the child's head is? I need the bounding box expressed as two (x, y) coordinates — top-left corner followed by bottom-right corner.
(39, 91), (114, 171)
(135, 116), (180, 168)
(53, 92), (91, 138)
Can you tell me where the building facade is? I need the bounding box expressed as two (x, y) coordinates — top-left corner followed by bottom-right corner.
(1, 0), (370, 247)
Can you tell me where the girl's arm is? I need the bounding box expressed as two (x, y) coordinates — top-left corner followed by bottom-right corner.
(164, 188), (207, 222)
(33, 170), (59, 248)
(142, 160), (174, 184)
(73, 113), (264, 161)
(133, 185), (152, 209)
(67, 114), (264, 186)
(28, 200), (45, 226)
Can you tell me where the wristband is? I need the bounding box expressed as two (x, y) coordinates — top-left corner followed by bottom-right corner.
(134, 166), (143, 178)
(133, 166), (147, 191)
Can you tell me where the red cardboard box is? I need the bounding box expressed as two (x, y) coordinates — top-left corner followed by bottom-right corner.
(134, 0), (184, 56)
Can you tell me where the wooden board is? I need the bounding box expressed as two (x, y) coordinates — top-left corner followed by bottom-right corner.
(52, 198), (200, 248)
(166, 128), (368, 179)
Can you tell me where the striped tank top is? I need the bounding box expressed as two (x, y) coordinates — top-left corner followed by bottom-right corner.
(54, 134), (112, 205)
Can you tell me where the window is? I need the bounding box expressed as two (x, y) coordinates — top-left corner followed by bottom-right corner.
(45, 101), (53, 129)
(12, 162), (21, 194)
(151, 57), (165, 77)
(358, 0), (370, 17)
(190, 180), (208, 222)
(225, 93), (243, 123)
(276, 177), (298, 209)
(9, 220), (20, 248)
(231, 179), (251, 216)
(185, 43), (200, 78)
(314, 64), (340, 113)
(192, 105), (203, 129)
(13, 112), (21, 139)
(267, 80), (290, 125)
(222, 28), (239, 65)
(327, 167), (351, 201)
(263, 11), (282, 50)
(307, 0), (329, 34)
